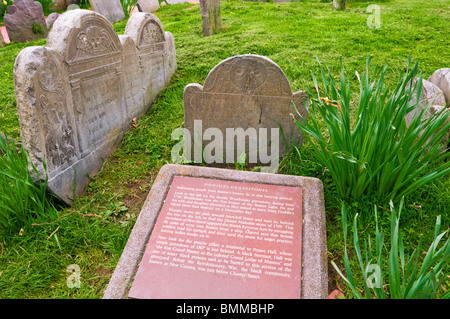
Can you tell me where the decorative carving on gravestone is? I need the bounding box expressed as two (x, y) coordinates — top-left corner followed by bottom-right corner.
(183, 54), (309, 167)
(199, 0), (221, 36)
(4, 0), (48, 43)
(89, 0), (125, 23)
(125, 12), (177, 106)
(136, 0), (160, 12)
(14, 10), (176, 204)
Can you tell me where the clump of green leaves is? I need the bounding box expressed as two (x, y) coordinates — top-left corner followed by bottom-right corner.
(332, 199), (450, 299)
(0, 133), (56, 234)
(294, 56), (450, 205)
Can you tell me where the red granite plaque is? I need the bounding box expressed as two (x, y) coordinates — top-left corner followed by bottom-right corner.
(128, 176), (303, 299)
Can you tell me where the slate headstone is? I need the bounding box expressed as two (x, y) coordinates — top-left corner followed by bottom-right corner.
(183, 54), (308, 167)
(13, 10), (176, 204)
(103, 164), (328, 299)
(89, 0), (125, 23)
(124, 12), (177, 106)
(4, 0), (48, 43)
(0, 31), (5, 47)
(199, 0), (221, 36)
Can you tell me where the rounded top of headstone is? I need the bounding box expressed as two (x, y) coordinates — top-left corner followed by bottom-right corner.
(47, 9), (122, 63)
(203, 54), (293, 96)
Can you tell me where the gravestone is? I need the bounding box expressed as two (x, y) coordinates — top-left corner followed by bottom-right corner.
(4, 0), (48, 43)
(136, 0), (160, 12)
(13, 10), (176, 204)
(406, 77), (449, 144)
(183, 54), (308, 169)
(89, 0), (125, 23)
(199, 0), (221, 36)
(103, 164), (328, 299)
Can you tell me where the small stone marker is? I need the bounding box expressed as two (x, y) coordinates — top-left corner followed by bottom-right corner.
(183, 54), (308, 168)
(89, 0), (125, 23)
(13, 10), (176, 204)
(136, 0), (160, 12)
(4, 0), (48, 43)
(199, 0), (221, 36)
(103, 164), (328, 299)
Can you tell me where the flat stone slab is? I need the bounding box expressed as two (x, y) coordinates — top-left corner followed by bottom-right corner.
(103, 164), (327, 299)
(89, 0), (125, 23)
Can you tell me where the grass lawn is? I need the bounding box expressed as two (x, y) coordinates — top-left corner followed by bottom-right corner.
(0, 0), (449, 298)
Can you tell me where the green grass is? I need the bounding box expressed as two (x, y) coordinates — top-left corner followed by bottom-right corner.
(0, 0), (449, 298)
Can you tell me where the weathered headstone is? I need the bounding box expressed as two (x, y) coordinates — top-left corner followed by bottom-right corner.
(333, 0), (346, 10)
(429, 69), (450, 106)
(0, 31), (5, 47)
(183, 54), (308, 168)
(13, 10), (176, 204)
(88, 0), (125, 23)
(103, 164), (328, 299)
(136, 0), (160, 12)
(4, 0), (48, 43)
(199, 0), (221, 36)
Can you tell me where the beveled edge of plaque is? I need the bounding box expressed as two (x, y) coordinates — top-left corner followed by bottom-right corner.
(102, 164), (327, 299)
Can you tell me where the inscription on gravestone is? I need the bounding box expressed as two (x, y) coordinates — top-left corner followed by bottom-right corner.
(128, 176), (303, 299)
(14, 10), (176, 203)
